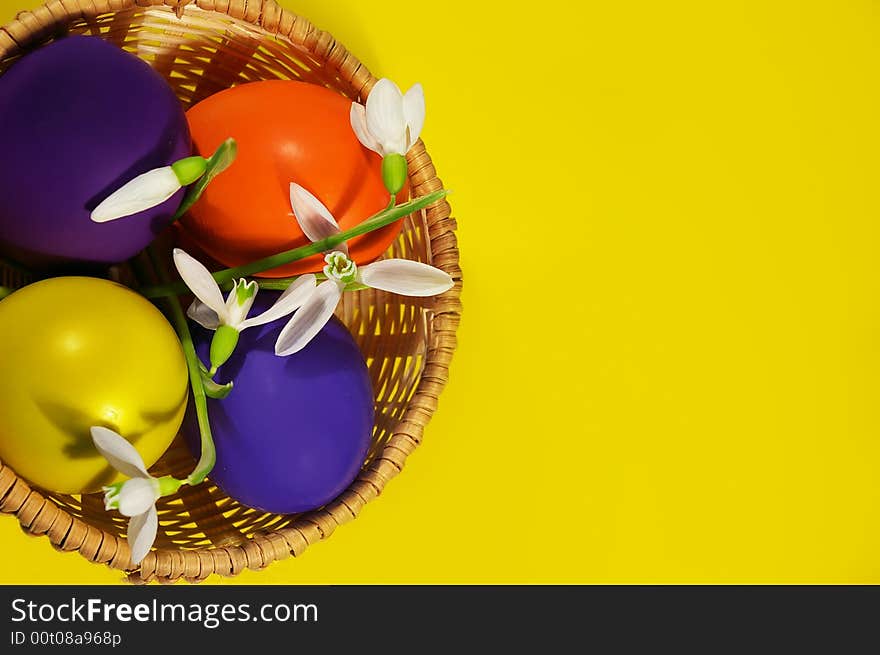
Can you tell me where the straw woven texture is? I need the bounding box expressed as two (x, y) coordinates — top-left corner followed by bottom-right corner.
(0, 0), (461, 583)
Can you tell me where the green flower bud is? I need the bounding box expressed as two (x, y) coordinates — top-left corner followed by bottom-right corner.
(157, 475), (184, 497)
(381, 153), (408, 195)
(209, 324), (240, 373)
(171, 156), (209, 186)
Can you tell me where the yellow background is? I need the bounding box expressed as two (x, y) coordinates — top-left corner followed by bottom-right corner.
(0, 0), (878, 583)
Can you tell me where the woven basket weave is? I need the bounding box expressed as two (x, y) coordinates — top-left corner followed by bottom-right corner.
(0, 0), (461, 583)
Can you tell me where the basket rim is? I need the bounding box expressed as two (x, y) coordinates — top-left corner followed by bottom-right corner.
(0, 0), (461, 583)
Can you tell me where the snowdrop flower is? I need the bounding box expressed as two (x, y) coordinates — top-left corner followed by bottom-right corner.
(91, 427), (178, 565)
(173, 248), (317, 371)
(91, 156), (208, 223)
(350, 78), (425, 194)
(276, 183), (453, 356)
(350, 78), (426, 157)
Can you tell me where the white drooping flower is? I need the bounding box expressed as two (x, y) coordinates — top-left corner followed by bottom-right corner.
(91, 156), (208, 223)
(90, 426), (164, 565)
(173, 248), (317, 370)
(350, 78), (425, 157)
(275, 183), (454, 356)
(349, 78), (425, 194)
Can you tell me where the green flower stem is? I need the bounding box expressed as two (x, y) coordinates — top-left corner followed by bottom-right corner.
(140, 189), (447, 299)
(225, 277), (370, 293)
(381, 154), (408, 195)
(146, 247), (216, 487)
(157, 475), (184, 497)
(221, 273), (370, 292)
(173, 139), (238, 221)
(209, 324), (240, 373)
(236, 276), (320, 291)
(219, 272), (331, 291)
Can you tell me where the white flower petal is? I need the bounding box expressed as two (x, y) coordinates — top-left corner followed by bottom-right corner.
(117, 478), (159, 517)
(173, 248), (227, 321)
(289, 183), (344, 248)
(128, 504), (158, 565)
(187, 299), (221, 330)
(350, 103), (382, 155)
(402, 83), (426, 149)
(239, 274), (317, 330)
(366, 78), (407, 156)
(91, 167), (181, 223)
(274, 279), (343, 356)
(358, 259), (454, 297)
(90, 426), (150, 479)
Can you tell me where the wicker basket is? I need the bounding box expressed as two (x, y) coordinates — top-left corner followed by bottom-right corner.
(0, 0), (461, 583)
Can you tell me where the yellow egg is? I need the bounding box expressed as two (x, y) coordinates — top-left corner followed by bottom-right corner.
(0, 277), (188, 494)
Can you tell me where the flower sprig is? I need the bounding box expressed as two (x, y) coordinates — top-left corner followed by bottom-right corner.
(91, 139), (237, 224)
(137, 187), (448, 299)
(90, 427), (183, 565)
(350, 78), (425, 195)
(276, 183), (453, 355)
(166, 182), (452, 367)
(173, 250), (315, 373)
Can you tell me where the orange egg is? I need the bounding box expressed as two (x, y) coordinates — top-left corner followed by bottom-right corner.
(182, 80), (404, 277)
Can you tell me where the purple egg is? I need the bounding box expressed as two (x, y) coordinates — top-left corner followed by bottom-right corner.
(185, 294), (375, 514)
(0, 36), (190, 267)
